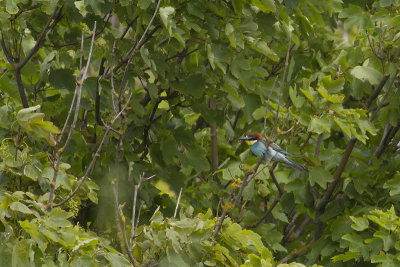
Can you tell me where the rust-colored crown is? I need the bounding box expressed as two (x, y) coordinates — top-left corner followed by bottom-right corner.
(248, 132), (263, 140)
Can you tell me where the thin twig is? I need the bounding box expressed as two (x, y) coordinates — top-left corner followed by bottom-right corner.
(269, 35), (292, 140)
(174, 188), (183, 218)
(17, 7), (61, 70)
(131, 173), (155, 247)
(249, 165), (283, 228)
(48, 22), (97, 208)
(120, 16), (138, 40)
(371, 69), (398, 121)
(112, 125), (135, 265)
(118, 0), (162, 92)
(264, 77), (278, 138)
(212, 157), (267, 238)
(110, 42), (119, 114)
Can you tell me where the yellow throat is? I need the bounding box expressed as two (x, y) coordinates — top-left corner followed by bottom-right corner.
(245, 140), (257, 146)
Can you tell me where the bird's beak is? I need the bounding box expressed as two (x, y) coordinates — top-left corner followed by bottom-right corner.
(238, 137), (248, 140)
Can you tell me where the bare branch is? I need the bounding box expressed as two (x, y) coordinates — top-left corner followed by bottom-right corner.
(367, 75), (389, 108)
(119, 0), (162, 91)
(315, 134), (323, 156)
(371, 69), (399, 121)
(48, 22), (97, 208)
(0, 32), (14, 63)
(314, 137), (356, 238)
(112, 125), (135, 265)
(53, 127), (110, 208)
(210, 98), (219, 183)
(264, 77), (278, 138)
(79, 30), (85, 72)
(212, 157), (267, 238)
(174, 188), (183, 218)
(270, 35), (292, 139)
(17, 7), (61, 70)
(120, 16), (138, 40)
(299, 132), (312, 152)
(131, 173), (155, 247)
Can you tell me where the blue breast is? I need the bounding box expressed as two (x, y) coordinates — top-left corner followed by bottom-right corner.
(249, 141), (267, 158)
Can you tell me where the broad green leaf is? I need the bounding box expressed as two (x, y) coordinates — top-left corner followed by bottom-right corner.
(350, 216), (369, 231)
(159, 7), (175, 34)
(309, 116), (332, 134)
(232, 0), (243, 14)
(12, 240), (30, 267)
(317, 86), (344, 104)
(10, 202), (33, 214)
(6, 0), (19, 14)
(334, 117), (352, 138)
(342, 233), (364, 252)
(251, 0), (276, 13)
(176, 74), (205, 98)
(105, 252), (131, 267)
(48, 69), (75, 91)
(350, 66), (383, 86)
(250, 41), (279, 61)
(23, 165), (40, 181)
(321, 76), (345, 93)
(309, 167), (332, 189)
(300, 88), (314, 102)
(331, 251), (359, 262)
(383, 172), (400, 197)
(45, 208), (73, 228)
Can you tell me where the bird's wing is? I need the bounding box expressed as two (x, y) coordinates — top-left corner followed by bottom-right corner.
(262, 140), (294, 156)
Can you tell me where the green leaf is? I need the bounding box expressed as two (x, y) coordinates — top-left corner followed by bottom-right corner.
(342, 233), (363, 252)
(383, 172), (400, 197)
(12, 241), (30, 267)
(251, 0), (276, 13)
(317, 86), (344, 104)
(334, 117), (352, 138)
(321, 76), (345, 93)
(331, 251), (359, 262)
(186, 149), (210, 173)
(48, 69), (76, 91)
(231, 0), (243, 14)
(6, 0), (19, 14)
(309, 116), (332, 134)
(176, 74), (205, 98)
(23, 165), (40, 181)
(105, 252), (131, 267)
(309, 167), (332, 189)
(350, 66), (383, 86)
(45, 208), (73, 228)
(10, 202), (33, 214)
(159, 7), (175, 34)
(250, 41), (279, 61)
(350, 216), (369, 231)
(16, 105), (61, 145)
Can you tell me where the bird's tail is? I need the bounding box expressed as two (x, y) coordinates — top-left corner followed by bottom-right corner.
(285, 158), (307, 172)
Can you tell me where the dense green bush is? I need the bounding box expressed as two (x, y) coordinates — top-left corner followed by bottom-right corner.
(0, 0), (399, 266)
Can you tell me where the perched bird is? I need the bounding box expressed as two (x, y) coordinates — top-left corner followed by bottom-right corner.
(239, 132), (307, 172)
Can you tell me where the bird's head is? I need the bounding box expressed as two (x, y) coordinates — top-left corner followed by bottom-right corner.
(239, 132), (263, 146)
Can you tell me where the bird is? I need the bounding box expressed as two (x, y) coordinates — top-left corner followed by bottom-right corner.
(239, 132), (307, 172)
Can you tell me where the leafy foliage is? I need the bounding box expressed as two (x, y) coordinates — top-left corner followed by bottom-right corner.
(0, 0), (399, 266)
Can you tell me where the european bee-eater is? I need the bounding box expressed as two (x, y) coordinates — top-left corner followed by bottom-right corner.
(239, 132), (307, 172)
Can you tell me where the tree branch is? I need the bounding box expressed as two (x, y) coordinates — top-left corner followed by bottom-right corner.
(16, 6), (61, 70)
(174, 188), (183, 218)
(210, 98), (219, 183)
(212, 158), (268, 238)
(367, 75), (389, 108)
(248, 166), (283, 228)
(48, 22), (97, 208)
(314, 137), (356, 239)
